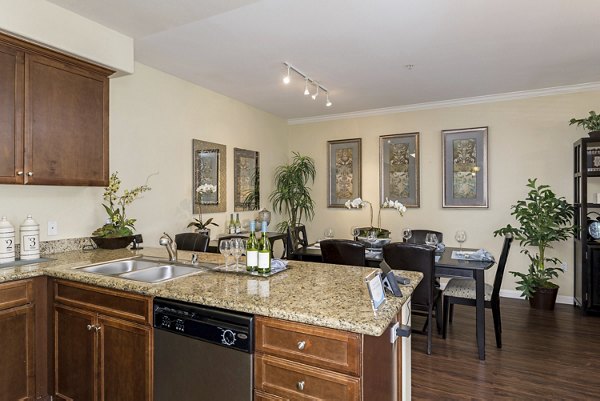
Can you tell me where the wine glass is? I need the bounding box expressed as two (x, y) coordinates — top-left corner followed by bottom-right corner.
(455, 230), (467, 249)
(425, 233), (438, 248)
(351, 226), (360, 240)
(324, 227), (335, 240)
(367, 229), (378, 250)
(219, 240), (231, 268)
(402, 228), (412, 242)
(231, 238), (244, 270)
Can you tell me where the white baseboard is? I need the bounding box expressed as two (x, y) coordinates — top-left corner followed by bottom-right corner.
(439, 282), (574, 305)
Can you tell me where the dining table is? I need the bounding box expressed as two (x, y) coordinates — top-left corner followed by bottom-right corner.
(293, 243), (495, 360)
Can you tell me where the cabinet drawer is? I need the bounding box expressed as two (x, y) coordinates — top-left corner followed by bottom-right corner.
(256, 316), (361, 375)
(54, 280), (150, 324)
(0, 280), (33, 310)
(255, 354), (360, 401)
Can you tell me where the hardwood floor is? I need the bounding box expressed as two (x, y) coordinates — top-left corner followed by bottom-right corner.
(410, 298), (600, 400)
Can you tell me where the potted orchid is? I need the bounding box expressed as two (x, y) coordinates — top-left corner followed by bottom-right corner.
(188, 183), (219, 236)
(345, 197), (407, 240)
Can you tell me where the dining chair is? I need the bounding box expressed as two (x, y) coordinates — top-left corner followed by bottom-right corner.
(383, 242), (441, 355)
(404, 229), (444, 244)
(442, 235), (513, 348)
(285, 224), (308, 260)
(175, 233), (210, 252)
(320, 239), (366, 266)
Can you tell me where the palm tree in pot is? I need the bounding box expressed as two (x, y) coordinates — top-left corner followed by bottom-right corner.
(494, 178), (576, 310)
(269, 152), (316, 233)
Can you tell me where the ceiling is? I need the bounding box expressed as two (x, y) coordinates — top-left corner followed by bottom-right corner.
(48, 0), (600, 120)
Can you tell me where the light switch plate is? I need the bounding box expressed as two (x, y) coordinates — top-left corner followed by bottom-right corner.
(48, 221), (58, 236)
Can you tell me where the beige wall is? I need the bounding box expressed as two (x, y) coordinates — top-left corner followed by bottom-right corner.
(288, 90), (600, 298)
(0, 62), (288, 246)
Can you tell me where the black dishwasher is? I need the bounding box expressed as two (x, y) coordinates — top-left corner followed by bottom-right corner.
(153, 298), (254, 401)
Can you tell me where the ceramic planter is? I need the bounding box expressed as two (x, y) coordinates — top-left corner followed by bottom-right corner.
(91, 236), (134, 249)
(529, 286), (559, 310)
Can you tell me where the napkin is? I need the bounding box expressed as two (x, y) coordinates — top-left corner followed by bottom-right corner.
(271, 259), (288, 268)
(436, 242), (446, 252)
(470, 249), (495, 262)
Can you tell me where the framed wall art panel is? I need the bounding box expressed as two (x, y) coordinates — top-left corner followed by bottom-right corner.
(234, 147), (259, 211)
(379, 132), (420, 207)
(327, 138), (362, 207)
(193, 139), (226, 214)
(442, 127), (488, 208)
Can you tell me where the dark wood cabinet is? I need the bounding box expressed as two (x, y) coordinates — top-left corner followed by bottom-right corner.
(573, 138), (600, 314)
(0, 32), (112, 187)
(53, 280), (153, 401)
(0, 280), (35, 401)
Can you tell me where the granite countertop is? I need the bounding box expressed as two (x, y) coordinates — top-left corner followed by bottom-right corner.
(0, 247), (421, 337)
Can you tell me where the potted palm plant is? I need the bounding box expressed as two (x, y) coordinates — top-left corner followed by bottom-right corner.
(494, 178), (576, 309)
(269, 152), (316, 232)
(570, 110), (600, 138)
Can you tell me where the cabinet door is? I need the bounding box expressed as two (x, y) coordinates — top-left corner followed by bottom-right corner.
(0, 304), (35, 401)
(0, 43), (24, 184)
(54, 304), (97, 401)
(25, 53), (108, 186)
(98, 315), (152, 401)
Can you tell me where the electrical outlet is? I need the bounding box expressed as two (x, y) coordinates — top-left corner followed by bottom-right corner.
(48, 221), (58, 236)
(561, 262), (568, 272)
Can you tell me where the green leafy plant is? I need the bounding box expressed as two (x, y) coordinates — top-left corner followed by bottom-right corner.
(569, 110), (600, 132)
(92, 172), (151, 238)
(269, 152), (316, 232)
(494, 178), (576, 299)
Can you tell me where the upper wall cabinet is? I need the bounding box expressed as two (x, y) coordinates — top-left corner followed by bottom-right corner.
(0, 33), (113, 186)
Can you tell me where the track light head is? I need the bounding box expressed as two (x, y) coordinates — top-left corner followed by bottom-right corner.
(311, 84), (319, 100)
(304, 78), (310, 95)
(326, 93), (332, 107)
(283, 65), (290, 84)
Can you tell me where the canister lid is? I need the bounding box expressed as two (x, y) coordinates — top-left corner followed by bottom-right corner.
(0, 216), (14, 230)
(21, 215), (39, 227)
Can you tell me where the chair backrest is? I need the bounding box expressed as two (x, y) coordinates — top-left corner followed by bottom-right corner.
(320, 239), (366, 266)
(383, 242), (436, 308)
(286, 224), (308, 257)
(491, 235), (513, 300)
(175, 233), (210, 252)
(404, 229), (443, 244)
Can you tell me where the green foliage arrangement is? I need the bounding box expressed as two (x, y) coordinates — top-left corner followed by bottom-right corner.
(569, 111), (600, 132)
(92, 172), (151, 238)
(269, 152), (316, 232)
(494, 178), (576, 299)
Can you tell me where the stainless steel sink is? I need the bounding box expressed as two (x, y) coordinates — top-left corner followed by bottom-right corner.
(79, 259), (161, 275)
(78, 258), (204, 283)
(119, 264), (200, 283)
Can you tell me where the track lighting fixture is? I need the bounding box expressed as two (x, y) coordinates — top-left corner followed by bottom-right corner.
(281, 62), (333, 108)
(283, 64), (291, 84)
(311, 84), (319, 100)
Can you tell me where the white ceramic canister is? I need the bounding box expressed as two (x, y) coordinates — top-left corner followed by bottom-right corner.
(0, 216), (16, 264)
(20, 215), (40, 260)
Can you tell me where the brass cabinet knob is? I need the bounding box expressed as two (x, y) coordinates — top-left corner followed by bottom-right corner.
(27, 172), (33, 176)
(297, 340), (306, 350)
(16, 171), (24, 176)
(296, 380), (305, 391)
(87, 324), (94, 331)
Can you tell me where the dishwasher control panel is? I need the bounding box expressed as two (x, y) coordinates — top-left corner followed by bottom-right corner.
(153, 298), (254, 353)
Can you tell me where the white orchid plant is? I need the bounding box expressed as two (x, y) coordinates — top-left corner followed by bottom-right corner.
(345, 197), (406, 237)
(188, 183), (219, 231)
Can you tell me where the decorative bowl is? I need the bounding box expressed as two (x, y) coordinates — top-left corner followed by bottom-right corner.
(356, 236), (392, 249)
(91, 236), (134, 249)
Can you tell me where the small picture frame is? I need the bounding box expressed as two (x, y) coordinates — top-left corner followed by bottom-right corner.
(365, 270), (386, 311)
(328, 138), (362, 207)
(234, 148), (259, 211)
(379, 132), (420, 207)
(193, 139), (226, 214)
(442, 127), (488, 208)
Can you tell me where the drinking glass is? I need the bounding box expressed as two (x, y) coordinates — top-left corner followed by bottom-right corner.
(231, 238), (244, 270)
(324, 227), (335, 240)
(402, 228), (412, 242)
(219, 240), (231, 268)
(367, 229), (378, 250)
(425, 233), (438, 248)
(455, 230), (467, 249)
(351, 226), (360, 240)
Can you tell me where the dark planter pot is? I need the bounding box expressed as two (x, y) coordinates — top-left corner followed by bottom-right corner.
(91, 236), (134, 249)
(588, 130), (600, 139)
(529, 286), (559, 310)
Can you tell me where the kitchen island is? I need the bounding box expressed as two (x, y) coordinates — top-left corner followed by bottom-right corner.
(0, 247), (420, 400)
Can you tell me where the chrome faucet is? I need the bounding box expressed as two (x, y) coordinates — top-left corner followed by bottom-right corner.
(159, 232), (177, 262)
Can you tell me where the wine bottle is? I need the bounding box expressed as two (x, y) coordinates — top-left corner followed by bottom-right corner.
(235, 213), (241, 234)
(228, 213), (235, 234)
(257, 221), (271, 274)
(246, 220), (259, 272)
